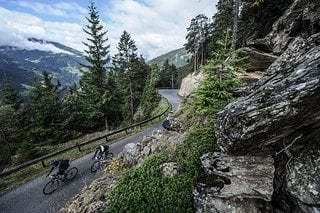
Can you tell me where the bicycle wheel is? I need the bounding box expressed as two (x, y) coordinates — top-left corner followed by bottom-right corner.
(91, 161), (101, 172)
(43, 180), (59, 194)
(65, 167), (78, 180)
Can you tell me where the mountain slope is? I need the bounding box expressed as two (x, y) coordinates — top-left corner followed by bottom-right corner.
(147, 48), (191, 68)
(0, 38), (86, 90)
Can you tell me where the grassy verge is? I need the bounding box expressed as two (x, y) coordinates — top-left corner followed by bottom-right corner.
(0, 98), (170, 195)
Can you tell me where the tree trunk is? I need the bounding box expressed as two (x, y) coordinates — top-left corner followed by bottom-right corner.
(0, 124), (12, 155)
(129, 77), (134, 119)
(231, 0), (240, 50)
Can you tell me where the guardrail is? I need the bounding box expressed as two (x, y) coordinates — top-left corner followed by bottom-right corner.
(0, 98), (171, 178)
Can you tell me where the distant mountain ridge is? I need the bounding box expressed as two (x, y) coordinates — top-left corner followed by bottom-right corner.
(0, 38), (86, 91)
(148, 47), (191, 68)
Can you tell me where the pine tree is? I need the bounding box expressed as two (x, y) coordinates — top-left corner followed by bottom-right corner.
(112, 31), (148, 122)
(0, 78), (23, 168)
(195, 31), (244, 114)
(141, 65), (161, 118)
(158, 59), (178, 88)
(24, 72), (64, 145)
(209, 0), (234, 51)
(185, 14), (211, 72)
(79, 0), (111, 131)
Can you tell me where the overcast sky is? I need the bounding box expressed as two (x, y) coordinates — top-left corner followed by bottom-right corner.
(0, 0), (217, 59)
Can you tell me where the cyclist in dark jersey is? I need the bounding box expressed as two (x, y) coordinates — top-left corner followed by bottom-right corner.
(92, 145), (110, 160)
(47, 159), (70, 176)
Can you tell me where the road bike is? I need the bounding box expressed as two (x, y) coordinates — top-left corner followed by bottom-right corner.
(43, 167), (78, 195)
(90, 152), (114, 172)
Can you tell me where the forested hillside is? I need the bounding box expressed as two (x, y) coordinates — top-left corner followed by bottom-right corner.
(0, 38), (85, 91)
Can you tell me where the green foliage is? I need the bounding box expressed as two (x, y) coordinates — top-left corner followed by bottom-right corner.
(24, 72), (67, 146)
(194, 31), (244, 115)
(112, 31), (150, 123)
(208, 0), (234, 52)
(107, 126), (217, 213)
(16, 142), (48, 162)
(78, 1), (111, 131)
(185, 14), (211, 71)
(157, 59), (179, 88)
(140, 65), (161, 118)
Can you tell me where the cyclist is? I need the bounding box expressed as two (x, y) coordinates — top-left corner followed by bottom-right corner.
(47, 159), (70, 177)
(92, 145), (110, 160)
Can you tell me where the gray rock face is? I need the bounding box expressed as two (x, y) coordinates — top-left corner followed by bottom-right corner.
(194, 152), (274, 212)
(287, 148), (320, 209)
(216, 34), (320, 155)
(240, 47), (278, 71)
(201, 152), (274, 200)
(248, 0), (320, 55)
(121, 143), (141, 167)
(179, 71), (206, 97)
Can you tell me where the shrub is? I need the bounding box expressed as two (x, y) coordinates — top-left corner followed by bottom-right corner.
(106, 127), (217, 213)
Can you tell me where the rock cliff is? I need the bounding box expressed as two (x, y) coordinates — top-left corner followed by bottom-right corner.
(208, 0), (320, 212)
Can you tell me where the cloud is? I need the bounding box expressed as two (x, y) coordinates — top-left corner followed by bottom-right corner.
(0, 7), (86, 54)
(104, 0), (216, 59)
(0, 0), (217, 59)
(10, 1), (87, 21)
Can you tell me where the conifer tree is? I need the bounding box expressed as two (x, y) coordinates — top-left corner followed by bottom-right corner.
(112, 31), (148, 122)
(195, 31), (244, 114)
(141, 65), (161, 118)
(24, 72), (64, 145)
(0, 78), (23, 167)
(80, 0), (111, 130)
(185, 14), (211, 71)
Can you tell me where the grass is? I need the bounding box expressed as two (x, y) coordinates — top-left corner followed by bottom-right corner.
(0, 98), (170, 195)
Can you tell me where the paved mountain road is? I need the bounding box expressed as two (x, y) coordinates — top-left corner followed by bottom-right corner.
(0, 89), (182, 213)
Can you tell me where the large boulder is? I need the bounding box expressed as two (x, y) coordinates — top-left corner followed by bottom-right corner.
(120, 143), (141, 167)
(216, 34), (320, 155)
(179, 71), (205, 97)
(194, 152), (274, 212)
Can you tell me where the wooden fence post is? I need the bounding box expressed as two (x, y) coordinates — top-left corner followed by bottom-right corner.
(41, 161), (46, 168)
(76, 143), (81, 152)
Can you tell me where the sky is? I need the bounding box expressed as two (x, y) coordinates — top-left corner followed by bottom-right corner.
(0, 0), (217, 60)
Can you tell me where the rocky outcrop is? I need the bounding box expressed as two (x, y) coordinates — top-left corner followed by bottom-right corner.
(240, 47), (278, 71)
(216, 33), (320, 155)
(286, 147), (320, 212)
(214, 32), (320, 212)
(119, 130), (184, 168)
(194, 153), (274, 213)
(179, 71), (205, 97)
(248, 0), (320, 55)
(60, 171), (120, 213)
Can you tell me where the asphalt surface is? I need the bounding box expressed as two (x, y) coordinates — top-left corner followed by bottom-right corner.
(0, 89), (182, 213)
